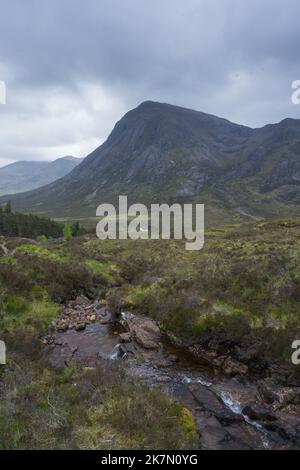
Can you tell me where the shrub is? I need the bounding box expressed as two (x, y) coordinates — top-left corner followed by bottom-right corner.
(0, 358), (199, 450)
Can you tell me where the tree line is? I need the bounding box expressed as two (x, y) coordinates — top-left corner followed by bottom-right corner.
(0, 202), (86, 240)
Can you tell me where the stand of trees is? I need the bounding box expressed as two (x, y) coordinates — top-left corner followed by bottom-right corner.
(0, 203), (64, 239)
(0, 202), (87, 240)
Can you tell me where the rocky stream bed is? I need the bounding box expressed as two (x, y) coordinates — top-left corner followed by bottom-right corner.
(44, 296), (300, 450)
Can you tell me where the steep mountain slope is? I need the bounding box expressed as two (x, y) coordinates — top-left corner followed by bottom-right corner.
(1, 101), (300, 224)
(0, 156), (83, 195)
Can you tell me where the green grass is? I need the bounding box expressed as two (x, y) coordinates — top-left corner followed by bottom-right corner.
(0, 357), (199, 450)
(0, 299), (59, 333)
(84, 259), (117, 283)
(1, 218), (300, 450)
(15, 244), (67, 263)
(0, 235), (200, 450)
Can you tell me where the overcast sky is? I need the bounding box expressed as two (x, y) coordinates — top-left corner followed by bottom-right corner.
(0, 0), (299, 167)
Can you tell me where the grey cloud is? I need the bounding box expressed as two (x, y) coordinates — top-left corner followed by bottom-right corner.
(0, 0), (300, 166)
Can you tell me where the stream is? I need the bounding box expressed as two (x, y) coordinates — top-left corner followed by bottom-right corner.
(48, 306), (300, 450)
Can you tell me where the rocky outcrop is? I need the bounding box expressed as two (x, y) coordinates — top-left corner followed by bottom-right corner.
(243, 404), (277, 423)
(5, 101), (300, 223)
(45, 302), (300, 450)
(258, 381), (300, 406)
(120, 312), (161, 350)
(188, 344), (249, 377)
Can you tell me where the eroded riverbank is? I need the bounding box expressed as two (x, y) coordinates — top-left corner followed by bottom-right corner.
(45, 297), (300, 450)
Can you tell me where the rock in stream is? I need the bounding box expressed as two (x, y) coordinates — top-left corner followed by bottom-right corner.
(45, 301), (300, 450)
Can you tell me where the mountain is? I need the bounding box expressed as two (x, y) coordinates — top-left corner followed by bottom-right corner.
(1, 101), (300, 224)
(0, 156), (83, 196)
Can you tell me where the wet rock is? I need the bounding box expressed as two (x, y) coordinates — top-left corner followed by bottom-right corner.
(168, 354), (178, 363)
(188, 383), (244, 427)
(269, 408), (300, 443)
(263, 414), (300, 444)
(269, 364), (292, 384)
(243, 404), (277, 423)
(75, 322), (86, 332)
(57, 323), (69, 332)
(119, 332), (132, 343)
(189, 346), (249, 377)
(48, 305), (300, 450)
(258, 381), (300, 406)
(222, 357), (248, 377)
(196, 412), (230, 450)
(188, 383), (225, 415)
(43, 335), (56, 345)
(235, 345), (259, 363)
(135, 330), (160, 350)
(121, 342), (143, 355)
(111, 344), (128, 360)
(99, 318), (111, 325)
(52, 298), (114, 333)
(63, 308), (73, 316)
(75, 305), (84, 312)
(257, 382), (277, 404)
(121, 312), (161, 350)
(155, 358), (176, 368)
(195, 411), (250, 450)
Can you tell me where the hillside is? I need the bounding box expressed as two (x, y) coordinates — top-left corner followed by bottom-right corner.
(1, 219), (300, 449)
(1, 101), (300, 225)
(0, 156), (83, 196)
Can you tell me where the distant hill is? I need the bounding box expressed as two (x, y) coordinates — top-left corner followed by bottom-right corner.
(0, 156), (83, 196)
(1, 101), (300, 225)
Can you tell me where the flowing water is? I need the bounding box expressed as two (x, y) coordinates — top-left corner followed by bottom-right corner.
(50, 318), (296, 450)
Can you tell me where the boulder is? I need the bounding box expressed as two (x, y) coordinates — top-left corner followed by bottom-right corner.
(189, 383), (242, 424)
(257, 382), (277, 404)
(119, 332), (132, 343)
(242, 404), (277, 423)
(135, 329), (160, 350)
(141, 319), (160, 335)
(120, 312), (161, 350)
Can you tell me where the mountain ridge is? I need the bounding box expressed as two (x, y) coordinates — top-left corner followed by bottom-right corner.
(1, 101), (300, 225)
(0, 156), (83, 196)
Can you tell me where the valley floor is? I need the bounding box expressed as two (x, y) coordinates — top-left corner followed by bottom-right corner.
(0, 219), (300, 449)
